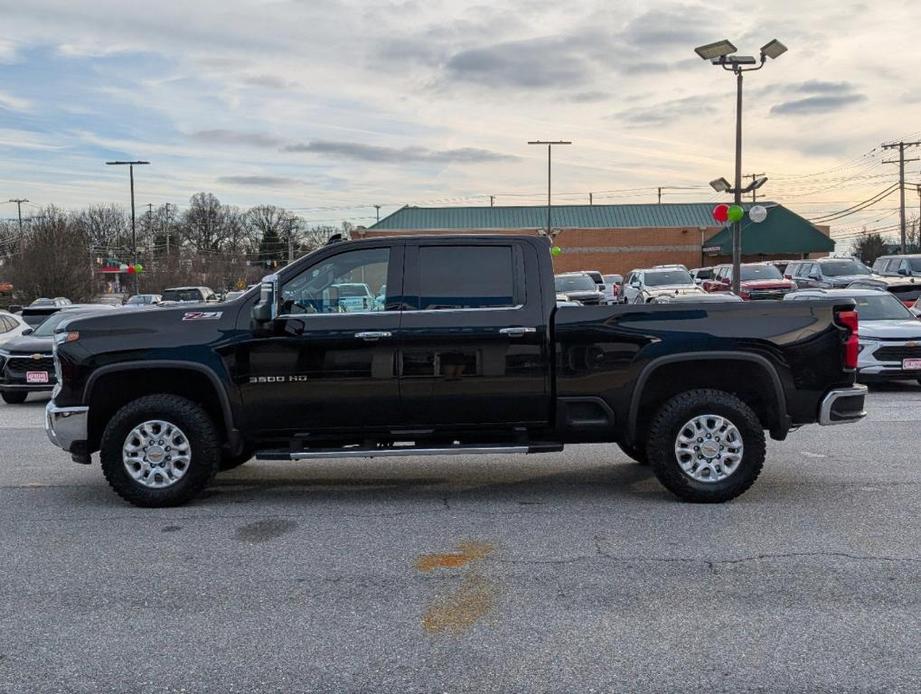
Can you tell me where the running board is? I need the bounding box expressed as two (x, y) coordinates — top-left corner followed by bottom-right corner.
(256, 442), (561, 461)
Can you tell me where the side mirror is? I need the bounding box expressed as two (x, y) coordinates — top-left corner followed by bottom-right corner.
(22, 328), (33, 336)
(251, 276), (279, 327)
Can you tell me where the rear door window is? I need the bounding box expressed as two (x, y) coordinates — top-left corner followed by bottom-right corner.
(414, 245), (520, 310)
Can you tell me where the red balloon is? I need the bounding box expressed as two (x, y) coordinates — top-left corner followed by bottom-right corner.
(712, 204), (730, 223)
(127, 265), (137, 274)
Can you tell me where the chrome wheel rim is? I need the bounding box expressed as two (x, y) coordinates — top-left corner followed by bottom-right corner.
(674, 414), (743, 483)
(122, 420), (191, 489)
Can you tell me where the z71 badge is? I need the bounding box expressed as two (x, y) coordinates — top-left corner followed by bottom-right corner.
(182, 311), (223, 321)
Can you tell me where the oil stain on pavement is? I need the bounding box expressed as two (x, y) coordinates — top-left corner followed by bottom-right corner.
(235, 519), (298, 543)
(415, 541), (498, 634)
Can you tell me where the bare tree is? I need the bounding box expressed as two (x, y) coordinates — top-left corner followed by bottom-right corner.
(851, 228), (887, 265)
(73, 204), (128, 257)
(180, 192), (226, 253)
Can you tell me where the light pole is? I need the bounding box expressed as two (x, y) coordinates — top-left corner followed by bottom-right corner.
(695, 39), (786, 294)
(105, 160), (150, 293)
(527, 140), (571, 237)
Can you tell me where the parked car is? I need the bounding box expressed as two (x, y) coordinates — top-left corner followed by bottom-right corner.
(0, 310), (28, 346)
(554, 272), (606, 305)
(871, 254), (921, 279)
(160, 286), (218, 304)
(582, 270), (616, 304)
(784, 288), (921, 384)
(331, 282), (375, 312)
(621, 267), (704, 304)
(20, 304), (68, 327)
(602, 274), (623, 303)
(30, 297), (71, 308)
(704, 263), (796, 300)
(125, 294), (162, 307)
(846, 276), (921, 308)
(690, 267), (714, 285)
(0, 305), (117, 404)
(93, 295), (126, 307)
(785, 257), (875, 289)
(45, 234), (866, 507)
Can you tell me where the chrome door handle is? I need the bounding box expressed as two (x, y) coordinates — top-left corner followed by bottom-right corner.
(355, 331), (392, 341)
(499, 326), (537, 337)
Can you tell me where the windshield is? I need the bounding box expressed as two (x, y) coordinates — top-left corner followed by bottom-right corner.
(32, 311), (84, 337)
(694, 269), (713, 280)
(740, 265), (783, 281)
(161, 289), (202, 302)
(852, 294), (914, 320)
(555, 275), (596, 291)
(645, 270), (693, 287)
(909, 258), (921, 273)
(821, 260), (870, 277)
(127, 295), (154, 304)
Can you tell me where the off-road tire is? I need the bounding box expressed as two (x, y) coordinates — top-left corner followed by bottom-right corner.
(219, 449), (254, 471)
(647, 388), (765, 503)
(1, 391), (28, 404)
(100, 394), (220, 507)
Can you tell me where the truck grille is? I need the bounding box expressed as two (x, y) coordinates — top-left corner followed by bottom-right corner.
(579, 296), (601, 305)
(4, 355), (55, 378)
(873, 345), (921, 361)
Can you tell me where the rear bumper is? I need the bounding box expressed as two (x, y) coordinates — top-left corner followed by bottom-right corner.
(45, 401), (89, 453)
(818, 385), (868, 425)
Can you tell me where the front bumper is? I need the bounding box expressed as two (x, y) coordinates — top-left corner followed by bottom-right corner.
(818, 385), (868, 425)
(45, 401), (89, 453)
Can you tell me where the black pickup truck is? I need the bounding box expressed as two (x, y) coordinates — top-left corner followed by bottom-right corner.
(45, 235), (867, 507)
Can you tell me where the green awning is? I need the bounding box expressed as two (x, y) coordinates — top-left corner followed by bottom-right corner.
(703, 204), (833, 255)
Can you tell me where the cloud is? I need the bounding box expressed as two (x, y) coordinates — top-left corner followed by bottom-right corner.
(0, 89), (32, 111)
(283, 140), (517, 163)
(570, 91), (610, 103)
(444, 35), (594, 89)
(619, 6), (712, 49)
(770, 93), (867, 116)
(189, 129), (285, 147)
(610, 94), (719, 127)
(216, 175), (299, 187)
(238, 74), (295, 90)
(792, 80), (855, 94)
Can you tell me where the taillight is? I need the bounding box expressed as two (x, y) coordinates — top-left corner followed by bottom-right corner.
(836, 309), (859, 370)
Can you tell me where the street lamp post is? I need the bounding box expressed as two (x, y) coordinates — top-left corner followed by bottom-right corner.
(527, 140), (572, 237)
(695, 39), (786, 294)
(105, 160), (150, 293)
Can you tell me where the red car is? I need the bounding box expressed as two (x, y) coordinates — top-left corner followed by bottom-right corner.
(703, 263), (797, 300)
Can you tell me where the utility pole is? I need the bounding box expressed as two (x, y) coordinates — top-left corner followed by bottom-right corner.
(657, 187), (662, 204)
(164, 202), (172, 257)
(744, 172), (765, 202)
(527, 140), (572, 237)
(882, 141), (921, 254)
(589, 192), (593, 206)
(374, 204), (381, 222)
(489, 196), (495, 207)
(105, 160), (150, 293)
(8, 199), (28, 234)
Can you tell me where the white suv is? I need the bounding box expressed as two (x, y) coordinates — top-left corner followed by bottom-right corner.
(784, 288), (921, 384)
(621, 267), (704, 304)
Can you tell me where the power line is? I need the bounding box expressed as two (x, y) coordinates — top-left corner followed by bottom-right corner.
(881, 140), (921, 253)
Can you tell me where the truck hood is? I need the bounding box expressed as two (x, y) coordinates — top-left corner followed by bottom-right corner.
(0, 334), (54, 355)
(647, 285), (704, 297)
(860, 320), (921, 339)
(826, 274), (876, 287)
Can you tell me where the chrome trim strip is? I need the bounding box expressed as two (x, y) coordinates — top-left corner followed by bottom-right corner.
(818, 385), (868, 426)
(45, 402), (89, 451)
(277, 304), (525, 319)
(282, 445), (529, 460)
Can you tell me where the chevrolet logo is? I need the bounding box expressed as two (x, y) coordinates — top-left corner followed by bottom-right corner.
(907, 341), (919, 348)
(31, 354), (44, 360)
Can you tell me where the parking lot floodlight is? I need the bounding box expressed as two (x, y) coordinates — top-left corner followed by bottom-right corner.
(725, 55), (758, 65)
(740, 175), (769, 193)
(709, 177), (732, 193)
(695, 39), (738, 61)
(761, 39), (788, 60)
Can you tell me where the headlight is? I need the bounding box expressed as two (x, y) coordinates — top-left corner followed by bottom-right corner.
(53, 331), (79, 345)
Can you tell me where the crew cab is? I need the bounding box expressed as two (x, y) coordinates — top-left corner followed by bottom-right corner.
(45, 235), (867, 507)
(704, 263), (796, 300)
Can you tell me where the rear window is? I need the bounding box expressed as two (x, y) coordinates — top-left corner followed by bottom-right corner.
(161, 289), (202, 302)
(417, 246), (517, 310)
(645, 270), (693, 287)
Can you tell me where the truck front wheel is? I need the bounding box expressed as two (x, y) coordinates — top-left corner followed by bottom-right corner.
(100, 394), (220, 507)
(647, 389), (765, 503)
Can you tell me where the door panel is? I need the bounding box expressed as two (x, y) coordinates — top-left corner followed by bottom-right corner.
(398, 242), (550, 428)
(236, 244), (403, 436)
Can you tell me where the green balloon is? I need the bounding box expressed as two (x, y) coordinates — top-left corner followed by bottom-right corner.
(550, 246), (562, 256)
(728, 205), (745, 223)
(135, 263), (144, 273)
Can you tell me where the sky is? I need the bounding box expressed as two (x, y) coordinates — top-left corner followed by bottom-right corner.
(1, 0), (920, 246)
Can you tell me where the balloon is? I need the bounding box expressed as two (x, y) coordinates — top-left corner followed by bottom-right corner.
(728, 205), (745, 223)
(550, 246), (562, 256)
(712, 204), (729, 223)
(127, 265), (137, 274)
(119, 263), (128, 272)
(134, 263), (144, 273)
(749, 205), (768, 223)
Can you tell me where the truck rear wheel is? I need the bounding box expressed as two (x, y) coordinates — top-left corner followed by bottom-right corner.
(100, 394), (220, 507)
(647, 389), (765, 503)
(1, 391), (28, 404)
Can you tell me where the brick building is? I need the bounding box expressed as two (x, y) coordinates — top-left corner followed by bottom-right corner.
(358, 203), (833, 276)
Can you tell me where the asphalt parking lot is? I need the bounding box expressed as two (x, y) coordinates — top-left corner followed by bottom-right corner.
(2, 386), (920, 693)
